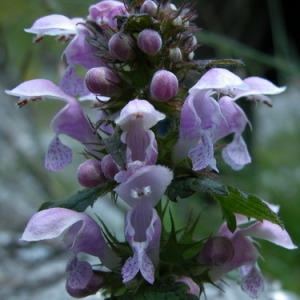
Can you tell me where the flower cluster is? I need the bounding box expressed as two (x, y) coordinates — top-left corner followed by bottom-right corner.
(6, 0), (296, 299)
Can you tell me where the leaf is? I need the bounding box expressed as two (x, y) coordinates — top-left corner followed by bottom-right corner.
(195, 58), (245, 74)
(211, 186), (284, 232)
(106, 277), (199, 300)
(165, 177), (197, 202)
(121, 14), (159, 33)
(38, 182), (116, 212)
(197, 178), (228, 196)
(102, 132), (127, 169)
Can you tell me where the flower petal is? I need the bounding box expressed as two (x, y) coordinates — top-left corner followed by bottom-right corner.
(240, 264), (265, 298)
(59, 66), (90, 96)
(122, 202), (161, 284)
(5, 79), (74, 103)
(45, 136), (72, 171)
(241, 221), (297, 250)
(188, 131), (217, 171)
(24, 14), (77, 37)
(114, 164), (173, 207)
(122, 252), (140, 283)
(63, 24), (103, 69)
(233, 76), (286, 101)
(121, 127), (158, 164)
(222, 135), (251, 170)
(115, 99), (165, 131)
(66, 257), (93, 290)
(189, 68), (248, 95)
(21, 208), (120, 268)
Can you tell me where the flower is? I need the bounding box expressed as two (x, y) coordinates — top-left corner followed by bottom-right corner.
(150, 70), (179, 102)
(212, 96), (251, 170)
(24, 14), (80, 42)
(173, 90), (223, 171)
(77, 159), (106, 188)
(173, 68), (286, 171)
(175, 276), (200, 297)
(198, 207), (297, 298)
(85, 67), (121, 96)
(88, 0), (129, 30)
(115, 99), (165, 165)
(122, 201), (161, 284)
(108, 32), (136, 61)
(5, 79), (102, 171)
(21, 208), (120, 296)
(24, 14), (102, 96)
(137, 29), (162, 55)
(114, 162), (173, 208)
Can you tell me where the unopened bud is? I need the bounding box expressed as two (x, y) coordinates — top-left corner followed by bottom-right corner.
(137, 29), (162, 55)
(66, 271), (104, 298)
(108, 32), (136, 61)
(77, 159), (106, 188)
(85, 67), (120, 96)
(150, 70), (178, 101)
(169, 47), (182, 62)
(140, 0), (158, 16)
(176, 276), (200, 297)
(101, 154), (119, 180)
(172, 16), (182, 27)
(197, 237), (234, 266)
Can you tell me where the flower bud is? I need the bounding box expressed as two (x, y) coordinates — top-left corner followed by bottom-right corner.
(172, 16), (182, 27)
(140, 0), (158, 16)
(66, 271), (104, 298)
(150, 70), (178, 101)
(175, 276), (200, 297)
(137, 29), (162, 55)
(197, 236), (234, 266)
(101, 154), (119, 180)
(108, 32), (136, 61)
(169, 47), (182, 62)
(85, 67), (120, 96)
(77, 159), (106, 188)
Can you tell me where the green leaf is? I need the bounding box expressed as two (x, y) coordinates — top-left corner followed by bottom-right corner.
(106, 277), (199, 300)
(38, 182), (116, 212)
(166, 177), (197, 202)
(211, 186), (284, 232)
(122, 14), (159, 33)
(102, 132), (127, 169)
(195, 58), (245, 74)
(197, 178), (228, 196)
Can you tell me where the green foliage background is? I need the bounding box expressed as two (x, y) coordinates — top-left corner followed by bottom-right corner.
(1, 0), (299, 296)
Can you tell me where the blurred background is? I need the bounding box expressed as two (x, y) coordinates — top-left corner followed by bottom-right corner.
(0, 0), (299, 299)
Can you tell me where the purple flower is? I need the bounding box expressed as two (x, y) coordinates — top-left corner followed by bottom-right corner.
(85, 67), (121, 96)
(25, 14), (104, 96)
(6, 79), (102, 171)
(199, 206), (296, 298)
(115, 99), (165, 164)
(88, 0), (129, 30)
(24, 14), (80, 42)
(173, 90), (223, 171)
(189, 68), (248, 97)
(114, 161), (173, 208)
(174, 68), (286, 171)
(212, 96), (251, 170)
(175, 277), (200, 297)
(137, 29), (162, 55)
(122, 201), (161, 284)
(150, 70), (179, 102)
(77, 159), (106, 188)
(21, 208), (120, 296)
(108, 32), (136, 61)
(232, 76), (286, 106)
(60, 23), (105, 96)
